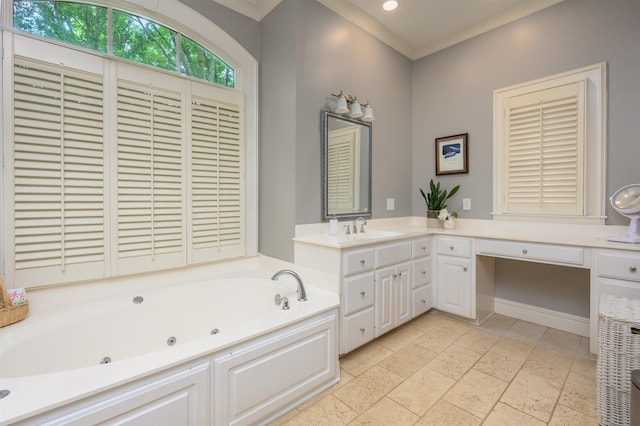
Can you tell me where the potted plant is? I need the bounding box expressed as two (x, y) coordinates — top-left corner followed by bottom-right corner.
(419, 179), (460, 218)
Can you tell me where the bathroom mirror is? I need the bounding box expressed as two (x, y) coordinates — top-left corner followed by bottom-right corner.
(321, 110), (372, 221)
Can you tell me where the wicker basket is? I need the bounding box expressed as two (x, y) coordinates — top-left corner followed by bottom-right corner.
(597, 294), (640, 426)
(0, 278), (29, 328)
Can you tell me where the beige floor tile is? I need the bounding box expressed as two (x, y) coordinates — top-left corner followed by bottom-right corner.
(444, 368), (509, 418)
(475, 343), (528, 382)
(414, 325), (463, 353)
(333, 365), (404, 413)
(500, 370), (561, 422)
(378, 343), (438, 379)
(415, 400), (481, 426)
(494, 333), (537, 356)
(453, 328), (499, 355)
(350, 397), (419, 425)
(571, 356), (597, 381)
(388, 366), (456, 415)
(279, 395), (357, 425)
(539, 328), (582, 356)
(559, 370), (597, 418)
(432, 314), (473, 334)
(409, 311), (442, 332)
(479, 314), (518, 334)
(511, 319), (547, 337)
(548, 403), (599, 426)
(339, 342), (394, 377)
(296, 369), (354, 411)
(483, 402), (546, 426)
(521, 345), (573, 385)
(427, 344), (482, 380)
(268, 407), (299, 425)
(376, 323), (424, 352)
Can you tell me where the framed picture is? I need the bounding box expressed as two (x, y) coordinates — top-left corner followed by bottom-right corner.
(435, 133), (468, 175)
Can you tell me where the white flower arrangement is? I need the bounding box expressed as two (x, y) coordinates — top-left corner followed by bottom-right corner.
(437, 208), (458, 221)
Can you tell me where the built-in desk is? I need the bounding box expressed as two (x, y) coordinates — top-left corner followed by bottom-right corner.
(294, 217), (640, 354)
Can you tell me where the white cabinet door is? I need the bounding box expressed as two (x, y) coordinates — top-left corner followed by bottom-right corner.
(396, 263), (412, 326)
(375, 262), (412, 337)
(437, 255), (472, 318)
(375, 265), (395, 337)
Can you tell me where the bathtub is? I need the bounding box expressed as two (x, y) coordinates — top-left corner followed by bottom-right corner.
(0, 257), (340, 425)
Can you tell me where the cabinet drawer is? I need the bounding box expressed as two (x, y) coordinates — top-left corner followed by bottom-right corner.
(599, 251), (640, 282)
(344, 248), (375, 276)
(437, 236), (472, 258)
(412, 257), (431, 288)
(477, 239), (585, 267)
(344, 273), (375, 315)
(376, 241), (412, 268)
(343, 308), (375, 354)
(412, 238), (431, 258)
(413, 285), (432, 317)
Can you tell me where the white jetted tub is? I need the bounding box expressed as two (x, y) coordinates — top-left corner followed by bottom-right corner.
(0, 257), (340, 425)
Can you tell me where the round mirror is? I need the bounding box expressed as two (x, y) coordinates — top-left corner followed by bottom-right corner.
(608, 183), (640, 244)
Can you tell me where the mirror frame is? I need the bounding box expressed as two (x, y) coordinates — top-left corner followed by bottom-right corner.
(321, 109), (372, 221)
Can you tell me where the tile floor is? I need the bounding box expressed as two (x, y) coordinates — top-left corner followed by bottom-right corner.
(269, 311), (597, 425)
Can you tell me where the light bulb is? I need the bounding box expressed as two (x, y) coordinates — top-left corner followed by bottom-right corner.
(383, 1), (398, 11)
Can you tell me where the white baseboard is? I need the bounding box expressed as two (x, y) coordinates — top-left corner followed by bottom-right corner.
(494, 297), (589, 337)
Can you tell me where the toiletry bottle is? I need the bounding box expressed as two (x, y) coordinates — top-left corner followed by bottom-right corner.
(329, 216), (338, 235)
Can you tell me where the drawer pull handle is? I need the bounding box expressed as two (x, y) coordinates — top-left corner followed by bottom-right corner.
(421, 246), (426, 251)
(393, 273), (398, 278)
(463, 267), (468, 272)
(360, 259), (365, 265)
(422, 271), (427, 275)
(450, 246), (454, 250)
(360, 291), (366, 296)
(398, 272), (403, 277)
(631, 266), (637, 273)
(522, 249), (528, 255)
(360, 327), (365, 333)
(421, 299), (427, 304)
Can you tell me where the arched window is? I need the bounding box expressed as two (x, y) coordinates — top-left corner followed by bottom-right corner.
(2, 0), (258, 288)
(12, 0), (235, 87)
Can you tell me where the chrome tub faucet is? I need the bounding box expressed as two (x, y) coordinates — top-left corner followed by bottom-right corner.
(271, 269), (307, 301)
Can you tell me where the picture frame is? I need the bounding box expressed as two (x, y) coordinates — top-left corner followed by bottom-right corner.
(435, 133), (468, 175)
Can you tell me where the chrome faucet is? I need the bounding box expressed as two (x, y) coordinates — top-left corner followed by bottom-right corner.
(271, 269), (307, 301)
(354, 217), (367, 234)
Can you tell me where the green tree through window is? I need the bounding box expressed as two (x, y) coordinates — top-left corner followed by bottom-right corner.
(12, 0), (235, 87)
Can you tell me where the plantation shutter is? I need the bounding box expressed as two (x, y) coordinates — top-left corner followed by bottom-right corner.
(504, 81), (585, 216)
(13, 57), (106, 286)
(116, 73), (186, 274)
(327, 127), (359, 211)
(190, 82), (244, 262)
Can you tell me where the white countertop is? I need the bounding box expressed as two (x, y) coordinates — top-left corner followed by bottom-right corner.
(293, 216), (640, 252)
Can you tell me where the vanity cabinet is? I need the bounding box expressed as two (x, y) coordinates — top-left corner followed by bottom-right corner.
(435, 236), (474, 319)
(341, 247), (376, 354)
(375, 262), (412, 337)
(412, 237), (432, 317)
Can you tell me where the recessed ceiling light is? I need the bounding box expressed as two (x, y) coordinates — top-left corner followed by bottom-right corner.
(382, 1), (398, 11)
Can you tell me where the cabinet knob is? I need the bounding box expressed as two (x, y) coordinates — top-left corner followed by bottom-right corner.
(422, 270), (426, 275)
(360, 327), (365, 333)
(398, 272), (402, 277)
(463, 267), (468, 271)
(450, 246), (454, 250)
(631, 266), (637, 273)
(360, 291), (366, 296)
(393, 274), (398, 278)
(360, 259), (365, 265)
(421, 246), (426, 251)
(522, 249), (528, 255)
(421, 299), (427, 304)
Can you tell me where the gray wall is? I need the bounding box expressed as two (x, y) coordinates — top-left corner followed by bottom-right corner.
(411, 0), (640, 315)
(178, 0), (261, 60)
(260, 0), (413, 261)
(411, 0), (640, 222)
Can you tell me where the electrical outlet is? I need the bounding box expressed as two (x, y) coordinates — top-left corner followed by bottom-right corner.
(386, 198), (395, 210)
(463, 198), (471, 210)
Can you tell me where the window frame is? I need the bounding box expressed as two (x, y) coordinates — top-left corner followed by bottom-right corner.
(1, 0), (258, 286)
(492, 62), (607, 225)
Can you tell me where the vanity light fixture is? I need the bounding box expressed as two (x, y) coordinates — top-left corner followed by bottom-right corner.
(383, 0), (398, 11)
(330, 90), (374, 122)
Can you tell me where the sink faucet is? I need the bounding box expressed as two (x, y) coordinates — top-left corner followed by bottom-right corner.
(271, 269), (307, 301)
(354, 217), (367, 234)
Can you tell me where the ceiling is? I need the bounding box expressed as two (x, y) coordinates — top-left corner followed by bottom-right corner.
(213, 0), (565, 60)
